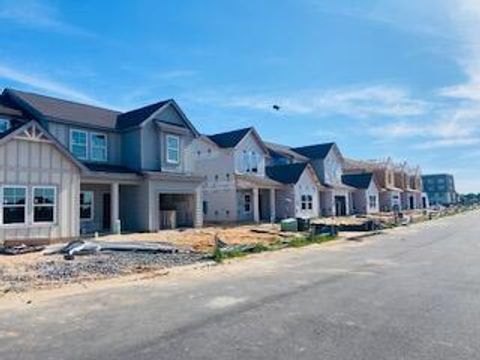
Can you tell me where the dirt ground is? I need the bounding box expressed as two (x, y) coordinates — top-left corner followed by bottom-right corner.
(100, 223), (300, 252)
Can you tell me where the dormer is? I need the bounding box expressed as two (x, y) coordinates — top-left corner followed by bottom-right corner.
(207, 127), (270, 177)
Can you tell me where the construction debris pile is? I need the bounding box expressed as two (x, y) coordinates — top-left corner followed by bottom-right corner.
(0, 240), (206, 292)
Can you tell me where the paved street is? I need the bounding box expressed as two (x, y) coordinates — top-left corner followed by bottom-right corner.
(1, 211), (480, 360)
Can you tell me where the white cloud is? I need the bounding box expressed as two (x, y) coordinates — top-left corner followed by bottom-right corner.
(0, 63), (104, 106)
(155, 70), (198, 80)
(189, 84), (427, 119)
(0, 0), (93, 37)
(414, 137), (480, 150)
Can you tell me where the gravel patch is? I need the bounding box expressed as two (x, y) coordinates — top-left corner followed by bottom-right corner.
(0, 252), (207, 292)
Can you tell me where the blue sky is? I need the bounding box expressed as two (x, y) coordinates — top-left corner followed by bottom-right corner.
(0, 0), (479, 192)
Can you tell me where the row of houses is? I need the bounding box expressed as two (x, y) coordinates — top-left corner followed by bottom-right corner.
(0, 88), (430, 244)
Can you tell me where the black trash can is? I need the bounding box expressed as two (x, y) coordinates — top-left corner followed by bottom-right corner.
(296, 218), (311, 232)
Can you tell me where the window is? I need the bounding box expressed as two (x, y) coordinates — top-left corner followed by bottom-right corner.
(2, 186), (26, 224)
(301, 195), (313, 210)
(90, 133), (107, 162)
(250, 152), (258, 173)
(202, 201), (208, 215)
(0, 118), (11, 133)
(33, 187), (56, 223)
(70, 130), (88, 160)
(80, 191), (94, 221)
(244, 194), (251, 213)
(166, 135), (180, 164)
(369, 195), (377, 209)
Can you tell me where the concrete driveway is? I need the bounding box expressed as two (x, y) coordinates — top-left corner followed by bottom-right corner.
(1, 211), (479, 359)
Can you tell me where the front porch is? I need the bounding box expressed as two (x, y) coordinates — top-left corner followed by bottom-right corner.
(80, 180), (140, 235)
(320, 186), (354, 217)
(235, 174), (281, 223)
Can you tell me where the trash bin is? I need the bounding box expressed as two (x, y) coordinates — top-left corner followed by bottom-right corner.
(281, 218), (298, 232)
(296, 218), (311, 232)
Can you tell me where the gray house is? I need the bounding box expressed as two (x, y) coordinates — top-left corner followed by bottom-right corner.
(266, 162), (323, 219)
(422, 174), (457, 206)
(341, 173), (380, 214)
(0, 88), (204, 244)
(291, 143), (354, 216)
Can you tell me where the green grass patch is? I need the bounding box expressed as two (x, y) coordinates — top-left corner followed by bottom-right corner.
(212, 233), (337, 263)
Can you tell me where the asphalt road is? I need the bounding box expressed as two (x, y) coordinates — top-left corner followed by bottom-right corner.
(1, 211), (480, 360)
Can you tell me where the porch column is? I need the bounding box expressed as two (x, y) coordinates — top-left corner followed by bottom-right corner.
(269, 188), (276, 223)
(253, 187), (260, 223)
(111, 182), (120, 234)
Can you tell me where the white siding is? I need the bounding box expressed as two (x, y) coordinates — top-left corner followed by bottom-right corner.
(0, 137), (80, 243)
(233, 133), (267, 176)
(293, 169), (320, 218)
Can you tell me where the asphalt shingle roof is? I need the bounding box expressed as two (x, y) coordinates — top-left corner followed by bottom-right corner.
(291, 143), (335, 160)
(7, 89), (121, 129)
(341, 173), (374, 190)
(207, 127), (252, 148)
(266, 162), (309, 184)
(116, 100), (170, 130)
(264, 141), (309, 161)
(0, 95), (24, 117)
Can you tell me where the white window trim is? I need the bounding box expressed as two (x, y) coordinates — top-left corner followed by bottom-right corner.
(166, 134), (180, 164)
(70, 129), (89, 160)
(80, 191), (94, 222)
(90, 132), (108, 162)
(32, 186), (57, 225)
(0, 118), (11, 132)
(1, 185), (28, 227)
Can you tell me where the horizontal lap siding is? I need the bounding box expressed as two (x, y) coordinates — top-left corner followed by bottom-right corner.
(0, 138), (80, 243)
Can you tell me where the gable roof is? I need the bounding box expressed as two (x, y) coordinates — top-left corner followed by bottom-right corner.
(264, 141), (309, 162)
(291, 143), (336, 160)
(207, 127), (252, 148)
(341, 173), (375, 190)
(116, 100), (169, 130)
(266, 162), (310, 184)
(0, 120), (86, 171)
(5, 88), (121, 129)
(4, 89), (198, 135)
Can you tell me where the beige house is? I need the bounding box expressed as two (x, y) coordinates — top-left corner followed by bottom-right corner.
(191, 127), (281, 223)
(344, 158), (403, 212)
(0, 88), (204, 244)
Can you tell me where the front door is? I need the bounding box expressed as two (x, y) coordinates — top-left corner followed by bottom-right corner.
(409, 196), (415, 210)
(103, 193), (111, 230)
(335, 196), (346, 216)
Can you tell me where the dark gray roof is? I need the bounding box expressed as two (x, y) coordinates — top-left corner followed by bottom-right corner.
(116, 100), (170, 130)
(264, 141), (309, 161)
(341, 173), (374, 189)
(0, 95), (24, 117)
(291, 143), (335, 160)
(266, 162), (309, 184)
(6, 88), (121, 129)
(83, 162), (138, 174)
(208, 127), (252, 148)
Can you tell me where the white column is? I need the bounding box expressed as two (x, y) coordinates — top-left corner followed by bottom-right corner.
(111, 182), (120, 233)
(194, 188), (203, 228)
(253, 187), (260, 223)
(269, 188), (276, 223)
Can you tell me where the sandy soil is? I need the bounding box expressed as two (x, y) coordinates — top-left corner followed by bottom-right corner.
(99, 223), (299, 252)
